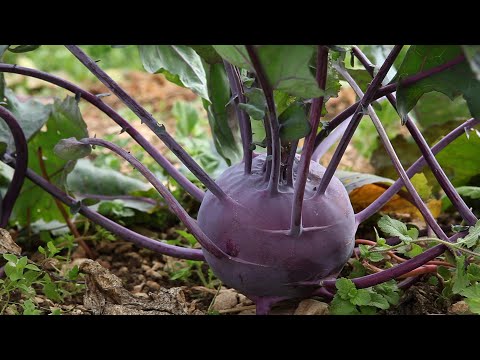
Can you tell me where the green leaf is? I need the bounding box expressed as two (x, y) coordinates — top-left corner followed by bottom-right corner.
(278, 102), (310, 142)
(7, 45), (41, 53)
(410, 173), (432, 201)
(12, 96), (88, 225)
(204, 77), (240, 163)
(467, 263), (480, 282)
(212, 45), (252, 70)
(138, 45), (209, 101)
(348, 259), (366, 278)
(241, 88), (267, 120)
(435, 131), (480, 187)
(17, 256), (28, 270)
(462, 45), (480, 81)
(171, 101), (200, 138)
(335, 277), (357, 300)
(42, 275), (62, 301)
(346, 68), (372, 93)
(25, 263), (41, 272)
(359, 306), (378, 315)
(456, 186), (480, 200)
(47, 241), (60, 257)
(22, 299), (41, 315)
(53, 137), (91, 161)
(351, 289), (372, 306)
(395, 45), (480, 122)
(437, 266), (452, 281)
(189, 45), (222, 64)
(329, 297), (359, 315)
(175, 229), (198, 247)
(3, 253), (18, 263)
(465, 298), (480, 315)
(68, 265), (80, 280)
(368, 292), (390, 309)
(273, 90), (296, 116)
(214, 45), (324, 98)
(67, 159), (150, 196)
(414, 92), (471, 129)
(377, 215), (413, 242)
(460, 283), (480, 298)
(405, 243), (423, 258)
(0, 89), (51, 152)
(98, 200), (135, 218)
(406, 227), (419, 241)
(458, 220), (480, 248)
(203, 63), (242, 166)
(452, 256), (469, 294)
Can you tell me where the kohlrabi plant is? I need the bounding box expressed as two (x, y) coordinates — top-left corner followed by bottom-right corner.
(1, 44), (479, 314)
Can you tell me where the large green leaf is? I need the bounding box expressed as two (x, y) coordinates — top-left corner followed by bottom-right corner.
(67, 159), (151, 195)
(435, 129), (480, 187)
(462, 45), (480, 81)
(11, 96), (88, 225)
(189, 45), (222, 64)
(414, 91), (471, 128)
(213, 45), (324, 98)
(278, 102), (310, 142)
(0, 89), (51, 152)
(394, 45), (480, 122)
(138, 45), (210, 101)
(203, 63), (242, 166)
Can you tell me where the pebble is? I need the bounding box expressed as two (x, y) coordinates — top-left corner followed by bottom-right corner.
(151, 261), (163, 272)
(146, 280), (161, 291)
(238, 294), (253, 306)
(115, 243), (133, 254)
(238, 309), (256, 315)
(117, 266), (129, 276)
(141, 264), (151, 272)
(212, 290), (239, 311)
(294, 299), (329, 315)
(146, 269), (163, 280)
(133, 292), (150, 299)
(132, 283), (145, 293)
(448, 301), (471, 315)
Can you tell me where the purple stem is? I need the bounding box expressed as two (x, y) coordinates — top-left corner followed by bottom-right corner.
(245, 45), (280, 195)
(352, 46), (477, 226)
(290, 46), (329, 236)
(311, 114), (351, 162)
(0, 63), (204, 202)
(285, 139), (299, 187)
(323, 231), (465, 290)
(356, 118), (480, 223)
(397, 276), (421, 290)
(336, 64), (448, 240)
(0, 106), (28, 227)
(79, 138), (228, 259)
(0, 266), (4, 279)
(76, 193), (161, 206)
(64, 45), (227, 201)
(312, 53), (467, 152)
(316, 45), (403, 195)
(223, 61), (253, 174)
(2, 154), (204, 261)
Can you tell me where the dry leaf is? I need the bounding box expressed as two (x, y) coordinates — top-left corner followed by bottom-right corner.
(0, 228), (21, 256)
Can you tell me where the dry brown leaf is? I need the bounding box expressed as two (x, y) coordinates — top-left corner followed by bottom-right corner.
(0, 228), (21, 256)
(349, 184), (441, 220)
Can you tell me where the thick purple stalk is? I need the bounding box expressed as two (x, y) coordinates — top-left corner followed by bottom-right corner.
(316, 45), (403, 195)
(352, 46), (477, 226)
(223, 61), (253, 174)
(337, 64), (448, 240)
(80, 138), (228, 259)
(245, 45), (281, 195)
(356, 118), (480, 223)
(313, 53), (467, 152)
(312, 114), (351, 162)
(0, 107), (28, 227)
(290, 46), (329, 236)
(2, 155), (204, 261)
(285, 139), (299, 186)
(64, 45), (227, 201)
(0, 63), (204, 202)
